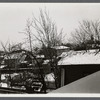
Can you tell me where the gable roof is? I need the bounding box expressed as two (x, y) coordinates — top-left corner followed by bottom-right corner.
(58, 49), (100, 65)
(50, 71), (100, 93)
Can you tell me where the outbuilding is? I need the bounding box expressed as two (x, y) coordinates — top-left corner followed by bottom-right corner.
(53, 46), (70, 56)
(58, 50), (100, 87)
(50, 71), (100, 93)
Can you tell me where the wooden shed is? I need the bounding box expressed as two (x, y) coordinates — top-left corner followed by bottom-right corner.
(58, 50), (100, 87)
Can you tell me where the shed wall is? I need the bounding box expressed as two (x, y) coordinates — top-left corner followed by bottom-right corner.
(60, 64), (100, 86)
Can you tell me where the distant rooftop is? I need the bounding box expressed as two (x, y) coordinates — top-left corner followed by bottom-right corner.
(58, 49), (100, 65)
(53, 46), (69, 50)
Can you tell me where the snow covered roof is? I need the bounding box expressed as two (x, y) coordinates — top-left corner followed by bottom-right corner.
(50, 71), (100, 93)
(36, 55), (45, 58)
(43, 60), (50, 64)
(58, 49), (100, 65)
(4, 52), (24, 59)
(53, 46), (69, 50)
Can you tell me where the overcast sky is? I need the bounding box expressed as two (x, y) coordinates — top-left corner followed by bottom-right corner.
(0, 3), (100, 49)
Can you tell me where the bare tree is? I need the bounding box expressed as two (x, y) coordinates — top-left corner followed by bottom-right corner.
(0, 41), (23, 69)
(70, 20), (100, 50)
(32, 9), (63, 88)
(23, 9), (63, 88)
(32, 9), (63, 48)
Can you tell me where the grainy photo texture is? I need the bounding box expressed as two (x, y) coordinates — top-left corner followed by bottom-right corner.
(0, 3), (99, 95)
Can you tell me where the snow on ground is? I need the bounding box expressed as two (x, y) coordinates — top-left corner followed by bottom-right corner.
(0, 82), (8, 87)
(44, 73), (55, 82)
(58, 49), (100, 65)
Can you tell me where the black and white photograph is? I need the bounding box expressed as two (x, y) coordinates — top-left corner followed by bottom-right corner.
(0, 3), (100, 96)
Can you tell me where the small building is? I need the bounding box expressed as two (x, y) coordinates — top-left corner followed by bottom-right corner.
(58, 49), (100, 87)
(50, 71), (100, 93)
(3, 50), (31, 68)
(53, 46), (70, 56)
